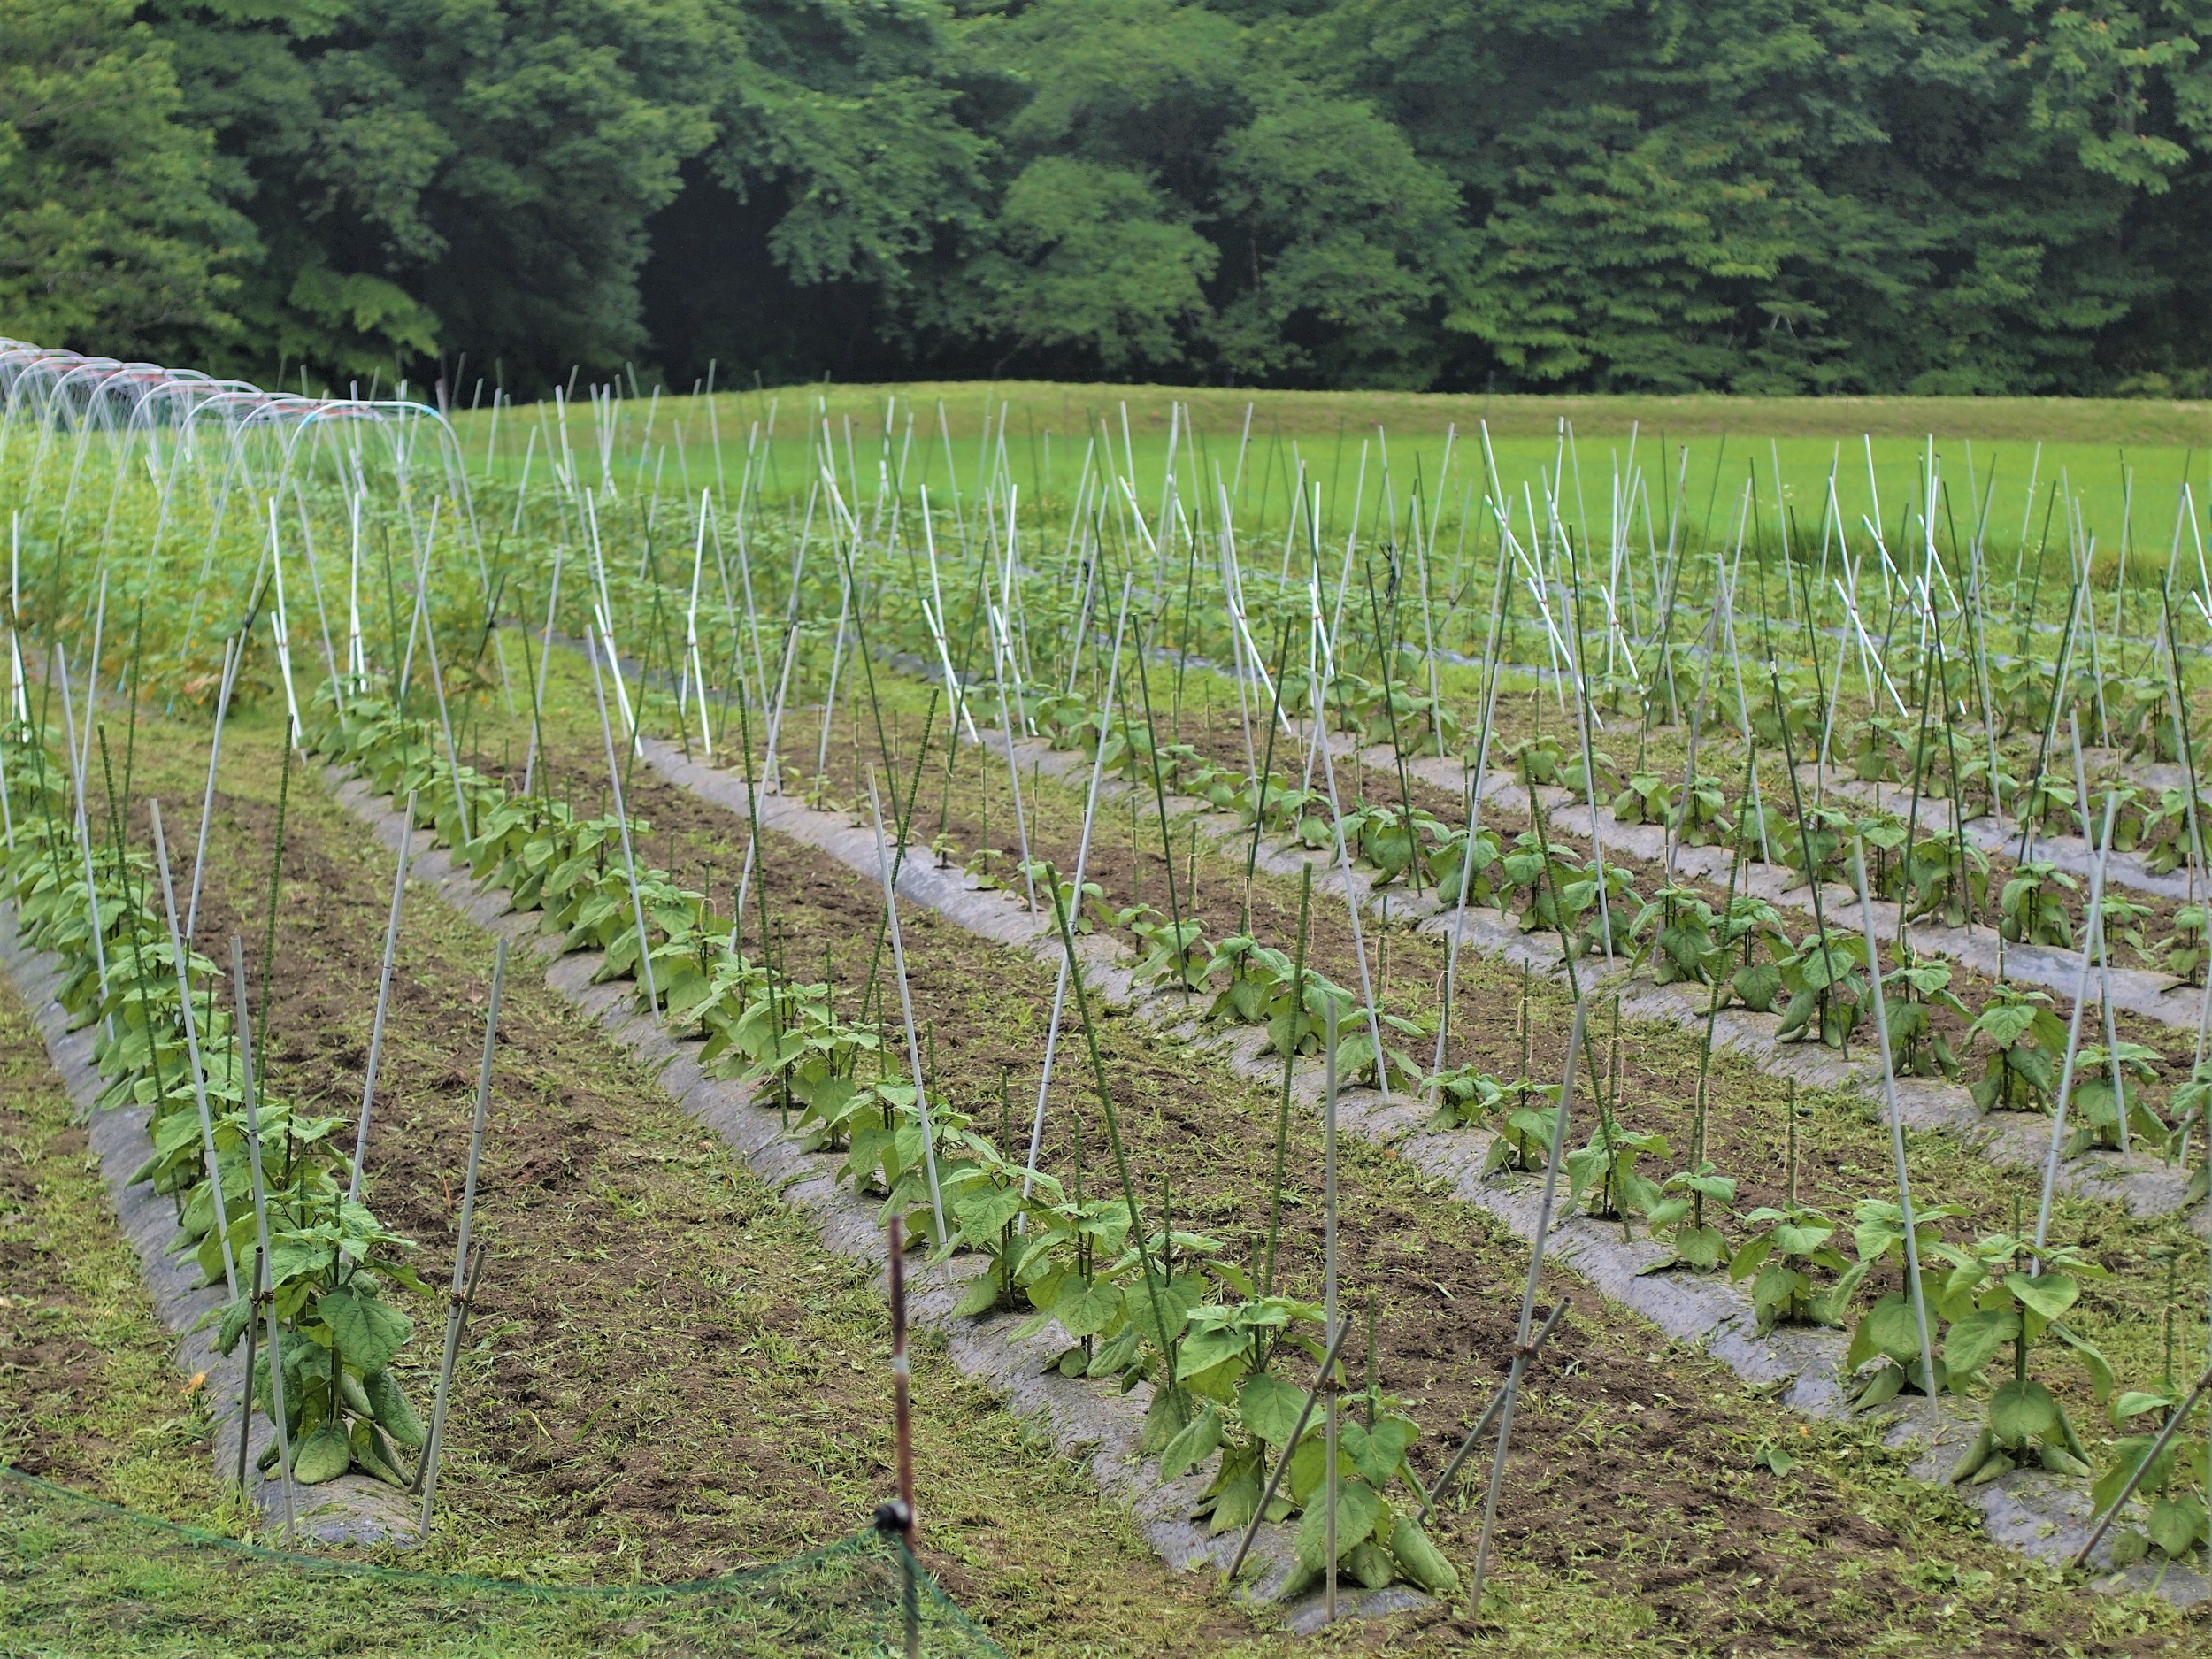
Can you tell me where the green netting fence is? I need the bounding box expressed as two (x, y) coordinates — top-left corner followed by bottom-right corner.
(0, 1467), (1003, 1658)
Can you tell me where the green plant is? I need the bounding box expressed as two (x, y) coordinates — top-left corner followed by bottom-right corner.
(1729, 1201), (1853, 1332)
(1955, 750), (2021, 818)
(1481, 1079), (1562, 1177)
(1640, 1163), (1737, 1271)
(1501, 830), (1585, 937)
(2088, 898), (2159, 973)
(1118, 904), (1210, 991)
(1855, 810), (1910, 901)
(2064, 1042), (2167, 1156)
(1022, 858), (1110, 933)
(1879, 955), (1968, 1080)
(1271, 1390), (1457, 1598)
(1837, 1198), (1966, 1408)
(2116, 677), (2193, 764)
(1425, 823), (1502, 907)
(2160, 902), (2208, 985)
(1933, 1229), (2113, 1484)
(1900, 835), (1990, 928)
(2018, 776), (2078, 838)
(1564, 1121), (1670, 1222)
(1335, 1004), (1431, 1092)
(2090, 778), (2147, 853)
(1967, 985), (2067, 1112)
(1993, 657), (2055, 739)
(1752, 678), (1822, 751)
(1774, 930), (1866, 1050)
(1202, 933), (1349, 1059)
(2096, 1391), (2211, 1564)
(1720, 895), (1791, 1013)
(2137, 789), (2208, 877)
(1422, 1063), (1504, 1132)
(1847, 715), (1905, 782)
(1561, 859), (1638, 958)
(1355, 675), (1462, 755)
(1780, 803), (1855, 888)
(1610, 770), (1675, 827)
(1348, 801), (1445, 887)
(213, 1182), (432, 1489)
(1555, 746), (1619, 804)
(1630, 884), (1720, 986)
(1500, 731), (1568, 787)
(1670, 772), (1733, 846)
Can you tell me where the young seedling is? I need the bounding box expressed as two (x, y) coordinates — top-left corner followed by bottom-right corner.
(1934, 1224), (2113, 1484)
(2063, 1041), (2166, 1156)
(1969, 984), (2066, 1112)
(1879, 950), (1970, 1080)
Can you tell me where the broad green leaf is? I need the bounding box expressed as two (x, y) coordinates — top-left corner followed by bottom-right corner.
(951, 1272), (1000, 1318)
(1771, 1222), (1833, 1256)
(2004, 1271), (2078, 1323)
(266, 1233), (338, 1289)
(1174, 1320), (1249, 1382)
(1989, 1379), (2058, 1445)
(318, 1287), (412, 1375)
(1139, 1386), (1192, 1456)
(1863, 1294), (1929, 1364)
(1294, 1478), (1380, 1571)
(290, 1423), (352, 1486)
(2110, 1391), (2178, 1425)
(1053, 1278), (1122, 1339)
(2148, 1495), (2209, 1557)
(364, 1368), (425, 1449)
(1237, 1370), (1307, 1448)
(349, 1419), (408, 1488)
(1943, 1308), (2019, 1379)
(1347, 1416), (1413, 1487)
(2051, 1324), (2116, 1402)
(1157, 1405), (1222, 1481)
(954, 1185), (1025, 1244)
(1122, 1275), (1200, 1351)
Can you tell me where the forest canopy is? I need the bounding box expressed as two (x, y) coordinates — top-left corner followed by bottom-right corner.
(4, 0), (2210, 396)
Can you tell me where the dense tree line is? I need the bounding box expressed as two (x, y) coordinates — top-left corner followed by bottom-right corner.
(5, 0), (2210, 395)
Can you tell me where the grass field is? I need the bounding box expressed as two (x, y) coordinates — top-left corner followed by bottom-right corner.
(449, 384), (2212, 566)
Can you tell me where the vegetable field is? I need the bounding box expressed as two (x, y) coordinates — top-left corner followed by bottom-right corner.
(3, 341), (2210, 1656)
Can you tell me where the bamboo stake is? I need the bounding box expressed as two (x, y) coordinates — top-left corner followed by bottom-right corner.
(1469, 989), (1599, 1606)
(418, 936), (506, 1535)
(867, 772), (947, 1241)
(184, 632), (242, 945)
(349, 789), (414, 1200)
(1323, 997), (1340, 1623)
(230, 937), (294, 1541)
(147, 800), (237, 1299)
(2065, 733), (2131, 1154)
(1848, 839), (1939, 1394)
(886, 1211), (921, 1659)
(2035, 787), (2120, 1253)
(1020, 576), (1133, 1196)
(1420, 1302), (1569, 1520)
(584, 630), (657, 1011)
(234, 1246), (263, 1489)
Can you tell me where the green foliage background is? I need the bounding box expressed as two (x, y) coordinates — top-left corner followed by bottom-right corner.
(5, 0), (2212, 395)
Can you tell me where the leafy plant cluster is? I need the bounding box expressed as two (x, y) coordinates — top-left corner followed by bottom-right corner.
(0, 721), (430, 1492)
(310, 686), (1460, 1594)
